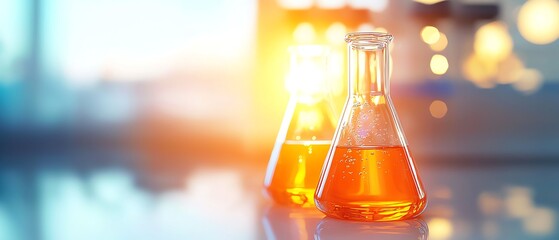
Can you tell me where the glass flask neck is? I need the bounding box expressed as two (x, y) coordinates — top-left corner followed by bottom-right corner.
(346, 33), (392, 97)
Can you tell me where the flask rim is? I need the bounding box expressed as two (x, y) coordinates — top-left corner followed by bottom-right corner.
(345, 32), (393, 44)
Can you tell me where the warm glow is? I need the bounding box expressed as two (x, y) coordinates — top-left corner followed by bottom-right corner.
(512, 68), (544, 94)
(429, 218), (453, 239)
(430, 54), (449, 75)
(357, 23), (375, 32)
(326, 22), (347, 44)
(421, 26), (440, 45)
(429, 100), (448, 119)
(375, 27), (388, 33)
(293, 155), (306, 187)
(474, 21), (513, 62)
(286, 45), (329, 102)
(349, 0), (388, 12)
(278, 0), (313, 9)
(414, 0), (446, 5)
(518, 0), (559, 45)
(293, 22), (317, 44)
(299, 110), (324, 130)
(462, 53), (497, 88)
(327, 49), (345, 96)
(430, 32), (448, 51)
(317, 0), (346, 9)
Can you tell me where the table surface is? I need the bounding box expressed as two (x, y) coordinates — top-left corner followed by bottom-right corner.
(1, 152), (558, 240)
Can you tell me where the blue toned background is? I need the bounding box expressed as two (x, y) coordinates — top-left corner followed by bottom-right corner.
(1, 0), (559, 239)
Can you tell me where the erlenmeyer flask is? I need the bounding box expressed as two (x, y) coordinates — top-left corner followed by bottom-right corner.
(315, 32), (427, 221)
(264, 45), (338, 207)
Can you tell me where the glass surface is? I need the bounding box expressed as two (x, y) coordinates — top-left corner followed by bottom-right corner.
(264, 45), (337, 207)
(315, 32), (427, 221)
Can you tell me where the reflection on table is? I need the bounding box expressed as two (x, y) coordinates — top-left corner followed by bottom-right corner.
(0, 153), (557, 240)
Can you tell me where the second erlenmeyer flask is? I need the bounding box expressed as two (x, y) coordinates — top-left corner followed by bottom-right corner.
(264, 45), (338, 207)
(315, 33), (427, 221)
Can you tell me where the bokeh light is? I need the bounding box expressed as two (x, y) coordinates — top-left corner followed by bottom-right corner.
(523, 207), (555, 235)
(429, 218), (453, 239)
(462, 53), (497, 88)
(278, 0), (313, 9)
(326, 22), (347, 44)
(478, 192), (502, 216)
(430, 32), (448, 52)
(375, 27), (388, 33)
(421, 26), (441, 45)
(497, 54), (525, 84)
(512, 68), (544, 95)
(357, 23), (375, 32)
(285, 45), (330, 102)
(414, 0), (446, 4)
(517, 0), (559, 45)
(430, 54), (449, 75)
(293, 22), (317, 44)
(349, 0), (388, 12)
(317, 0), (346, 9)
(429, 100), (448, 119)
(474, 21), (513, 62)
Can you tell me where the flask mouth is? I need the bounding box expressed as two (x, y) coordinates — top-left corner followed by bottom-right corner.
(345, 32), (393, 50)
(345, 32), (393, 44)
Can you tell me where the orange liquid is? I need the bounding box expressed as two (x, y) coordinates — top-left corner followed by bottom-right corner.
(265, 141), (330, 207)
(315, 146), (427, 221)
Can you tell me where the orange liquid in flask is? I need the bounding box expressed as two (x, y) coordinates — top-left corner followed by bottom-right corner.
(265, 141), (330, 207)
(315, 146), (426, 221)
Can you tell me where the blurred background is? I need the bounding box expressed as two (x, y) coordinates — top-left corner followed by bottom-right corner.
(1, 0), (559, 239)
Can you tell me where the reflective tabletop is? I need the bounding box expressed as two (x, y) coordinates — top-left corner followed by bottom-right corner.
(1, 152), (558, 240)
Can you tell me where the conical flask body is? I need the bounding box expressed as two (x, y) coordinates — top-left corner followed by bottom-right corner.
(265, 45), (337, 207)
(315, 33), (427, 221)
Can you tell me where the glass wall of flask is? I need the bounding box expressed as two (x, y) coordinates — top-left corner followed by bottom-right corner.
(314, 33), (427, 221)
(264, 45), (338, 207)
